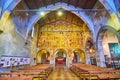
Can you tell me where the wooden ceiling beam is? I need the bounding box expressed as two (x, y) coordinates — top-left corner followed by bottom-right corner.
(75, 0), (79, 8)
(67, 0), (71, 6)
(92, 0), (98, 8)
(42, 0), (48, 8)
(24, 0), (97, 10)
(60, 0), (63, 3)
(82, 0), (88, 9)
(34, 0), (39, 9)
(51, 0), (56, 6)
(24, 0), (31, 9)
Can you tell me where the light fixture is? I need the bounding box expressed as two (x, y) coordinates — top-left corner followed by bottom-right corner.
(26, 13), (29, 16)
(57, 10), (63, 16)
(40, 11), (45, 16)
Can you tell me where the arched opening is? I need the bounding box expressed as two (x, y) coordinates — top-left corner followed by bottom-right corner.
(97, 26), (120, 67)
(30, 8), (92, 66)
(73, 49), (86, 63)
(55, 49), (67, 66)
(36, 49), (50, 64)
(102, 30), (120, 59)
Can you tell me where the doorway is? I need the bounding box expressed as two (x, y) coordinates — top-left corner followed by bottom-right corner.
(55, 49), (67, 66)
(73, 49), (86, 63)
(36, 49), (50, 64)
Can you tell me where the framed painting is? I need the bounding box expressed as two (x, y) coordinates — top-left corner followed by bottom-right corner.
(109, 43), (120, 58)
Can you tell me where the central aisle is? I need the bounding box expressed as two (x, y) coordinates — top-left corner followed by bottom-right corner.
(47, 66), (80, 80)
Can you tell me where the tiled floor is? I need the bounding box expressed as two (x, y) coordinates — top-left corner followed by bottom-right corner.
(47, 66), (80, 80)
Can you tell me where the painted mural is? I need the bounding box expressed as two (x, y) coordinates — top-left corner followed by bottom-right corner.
(38, 20), (91, 50)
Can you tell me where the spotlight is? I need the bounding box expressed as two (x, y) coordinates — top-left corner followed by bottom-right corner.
(40, 11), (45, 16)
(57, 11), (63, 16)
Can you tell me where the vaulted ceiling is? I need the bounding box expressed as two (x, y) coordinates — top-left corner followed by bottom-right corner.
(24, 0), (97, 9)
(38, 9), (84, 26)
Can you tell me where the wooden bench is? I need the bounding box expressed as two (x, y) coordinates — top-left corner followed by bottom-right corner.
(0, 64), (53, 80)
(0, 76), (32, 80)
(71, 63), (120, 80)
(97, 74), (120, 80)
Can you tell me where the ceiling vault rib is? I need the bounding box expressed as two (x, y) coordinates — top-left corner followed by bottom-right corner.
(37, 24), (40, 48)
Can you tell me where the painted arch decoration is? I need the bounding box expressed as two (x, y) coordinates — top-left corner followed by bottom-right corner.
(26, 2), (95, 38)
(0, 0), (21, 18)
(0, 0), (118, 40)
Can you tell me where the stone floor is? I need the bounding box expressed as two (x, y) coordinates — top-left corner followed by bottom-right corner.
(47, 66), (80, 80)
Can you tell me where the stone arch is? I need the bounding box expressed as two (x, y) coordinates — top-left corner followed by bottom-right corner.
(0, 0), (21, 31)
(26, 2), (95, 39)
(1, 0), (114, 39)
(36, 49), (50, 64)
(96, 25), (120, 66)
(54, 49), (67, 57)
(72, 49), (86, 63)
(96, 25), (120, 49)
(0, 0), (21, 18)
(99, 0), (116, 15)
(53, 49), (67, 66)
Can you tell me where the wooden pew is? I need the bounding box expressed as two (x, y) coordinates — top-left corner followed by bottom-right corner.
(71, 63), (120, 80)
(0, 64), (53, 80)
(12, 64), (53, 80)
(97, 74), (120, 80)
(0, 76), (32, 80)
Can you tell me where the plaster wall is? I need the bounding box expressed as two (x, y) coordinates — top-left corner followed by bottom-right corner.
(0, 15), (30, 57)
(102, 30), (118, 57)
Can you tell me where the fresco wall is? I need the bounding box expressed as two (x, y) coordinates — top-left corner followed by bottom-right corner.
(38, 20), (91, 50)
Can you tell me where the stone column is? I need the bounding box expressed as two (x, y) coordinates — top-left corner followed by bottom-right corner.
(97, 48), (106, 67)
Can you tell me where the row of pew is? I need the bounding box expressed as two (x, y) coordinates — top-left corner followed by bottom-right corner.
(70, 63), (120, 80)
(105, 61), (120, 69)
(0, 64), (53, 80)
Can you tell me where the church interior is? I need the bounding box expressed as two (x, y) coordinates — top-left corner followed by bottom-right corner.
(0, 0), (120, 80)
